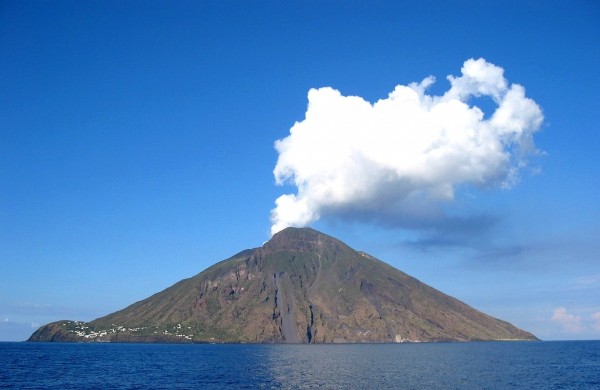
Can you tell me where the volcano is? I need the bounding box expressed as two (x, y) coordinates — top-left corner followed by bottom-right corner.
(29, 227), (536, 343)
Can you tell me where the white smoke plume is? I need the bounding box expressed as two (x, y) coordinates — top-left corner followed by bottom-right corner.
(271, 58), (543, 235)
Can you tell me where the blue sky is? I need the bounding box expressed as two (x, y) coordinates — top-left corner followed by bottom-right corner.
(1, 1), (599, 341)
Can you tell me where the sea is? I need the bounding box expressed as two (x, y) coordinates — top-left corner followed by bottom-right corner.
(1, 341), (599, 389)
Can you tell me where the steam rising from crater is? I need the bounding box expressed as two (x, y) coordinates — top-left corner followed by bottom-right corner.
(271, 58), (543, 235)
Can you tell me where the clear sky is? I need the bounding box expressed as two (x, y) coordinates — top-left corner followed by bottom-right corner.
(1, 1), (599, 341)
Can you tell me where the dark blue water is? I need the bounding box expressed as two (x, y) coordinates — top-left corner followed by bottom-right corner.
(1, 341), (599, 389)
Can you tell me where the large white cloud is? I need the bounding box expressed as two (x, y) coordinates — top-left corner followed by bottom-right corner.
(271, 58), (543, 235)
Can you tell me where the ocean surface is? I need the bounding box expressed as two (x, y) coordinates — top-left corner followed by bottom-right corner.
(1, 341), (599, 389)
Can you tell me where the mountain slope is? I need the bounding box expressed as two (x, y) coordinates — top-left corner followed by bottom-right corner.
(29, 227), (537, 343)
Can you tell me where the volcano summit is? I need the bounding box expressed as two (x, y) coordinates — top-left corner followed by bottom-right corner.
(29, 227), (536, 343)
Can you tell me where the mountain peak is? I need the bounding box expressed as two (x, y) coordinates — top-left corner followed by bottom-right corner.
(262, 227), (345, 253)
(270, 226), (327, 241)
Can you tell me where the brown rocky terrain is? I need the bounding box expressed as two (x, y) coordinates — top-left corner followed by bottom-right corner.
(29, 227), (537, 343)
